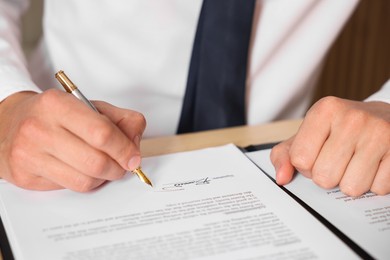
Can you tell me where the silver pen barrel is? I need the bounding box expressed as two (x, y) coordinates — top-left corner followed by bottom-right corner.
(55, 70), (98, 112)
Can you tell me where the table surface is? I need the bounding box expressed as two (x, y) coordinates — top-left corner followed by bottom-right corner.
(141, 119), (302, 157)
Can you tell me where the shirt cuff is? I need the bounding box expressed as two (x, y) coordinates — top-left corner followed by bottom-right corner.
(364, 78), (390, 104)
(0, 65), (41, 102)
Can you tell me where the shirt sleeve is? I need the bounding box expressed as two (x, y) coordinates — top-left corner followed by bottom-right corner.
(364, 79), (390, 104)
(0, 0), (41, 103)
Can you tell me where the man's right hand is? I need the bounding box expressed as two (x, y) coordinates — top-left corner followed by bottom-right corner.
(0, 90), (146, 192)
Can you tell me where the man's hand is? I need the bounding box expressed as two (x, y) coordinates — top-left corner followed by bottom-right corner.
(0, 90), (146, 192)
(271, 96), (390, 196)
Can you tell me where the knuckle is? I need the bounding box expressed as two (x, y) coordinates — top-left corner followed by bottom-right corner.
(18, 117), (41, 138)
(344, 109), (369, 128)
(270, 143), (283, 158)
(112, 169), (126, 180)
(132, 112), (147, 131)
(290, 153), (311, 172)
(11, 173), (34, 189)
(270, 142), (289, 166)
(308, 96), (341, 117)
(371, 184), (390, 196)
(90, 124), (114, 148)
(73, 176), (97, 193)
(371, 118), (390, 139)
(37, 89), (62, 109)
(312, 173), (337, 189)
(270, 145), (281, 164)
(7, 144), (35, 189)
(9, 141), (29, 167)
(85, 154), (109, 177)
(311, 165), (338, 189)
(339, 183), (366, 197)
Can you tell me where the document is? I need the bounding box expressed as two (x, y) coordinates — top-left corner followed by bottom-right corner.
(0, 144), (358, 259)
(246, 149), (390, 260)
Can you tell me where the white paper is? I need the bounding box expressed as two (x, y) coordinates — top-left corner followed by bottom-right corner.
(246, 148), (390, 260)
(0, 144), (357, 260)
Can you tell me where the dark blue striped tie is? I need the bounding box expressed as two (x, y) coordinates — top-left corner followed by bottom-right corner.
(177, 0), (255, 133)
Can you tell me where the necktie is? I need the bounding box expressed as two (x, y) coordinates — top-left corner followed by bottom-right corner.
(177, 0), (255, 134)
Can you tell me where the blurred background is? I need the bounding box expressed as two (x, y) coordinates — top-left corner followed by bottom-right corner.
(21, 0), (390, 105)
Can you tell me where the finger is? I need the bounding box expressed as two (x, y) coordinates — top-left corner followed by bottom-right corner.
(5, 143), (103, 192)
(310, 126), (356, 189)
(45, 128), (126, 180)
(94, 101), (146, 149)
(371, 154), (390, 195)
(338, 119), (389, 196)
(271, 137), (295, 185)
(56, 98), (141, 171)
(21, 177), (63, 191)
(289, 98), (335, 177)
(9, 104), (126, 181)
(4, 168), (62, 191)
(37, 154), (105, 192)
(339, 147), (382, 197)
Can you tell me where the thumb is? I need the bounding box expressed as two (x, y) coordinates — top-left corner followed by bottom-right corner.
(270, 136), (295, 185)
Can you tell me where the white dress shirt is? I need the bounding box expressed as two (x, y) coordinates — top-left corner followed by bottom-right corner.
(0, 0), (387, 137)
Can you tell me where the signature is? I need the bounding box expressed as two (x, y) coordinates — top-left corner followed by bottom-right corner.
(158, 175), (234, 192)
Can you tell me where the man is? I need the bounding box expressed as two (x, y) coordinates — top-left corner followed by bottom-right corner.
(0, 0), (389, 195)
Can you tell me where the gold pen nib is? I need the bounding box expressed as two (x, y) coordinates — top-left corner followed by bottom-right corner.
(133, 167), (153, 187)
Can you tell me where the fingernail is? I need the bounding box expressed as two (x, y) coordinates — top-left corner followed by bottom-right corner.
(128, 155), (141, 171)
(133, 135), (141, 149)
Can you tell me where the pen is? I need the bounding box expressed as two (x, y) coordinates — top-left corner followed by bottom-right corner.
(55, 70), (153, 187)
